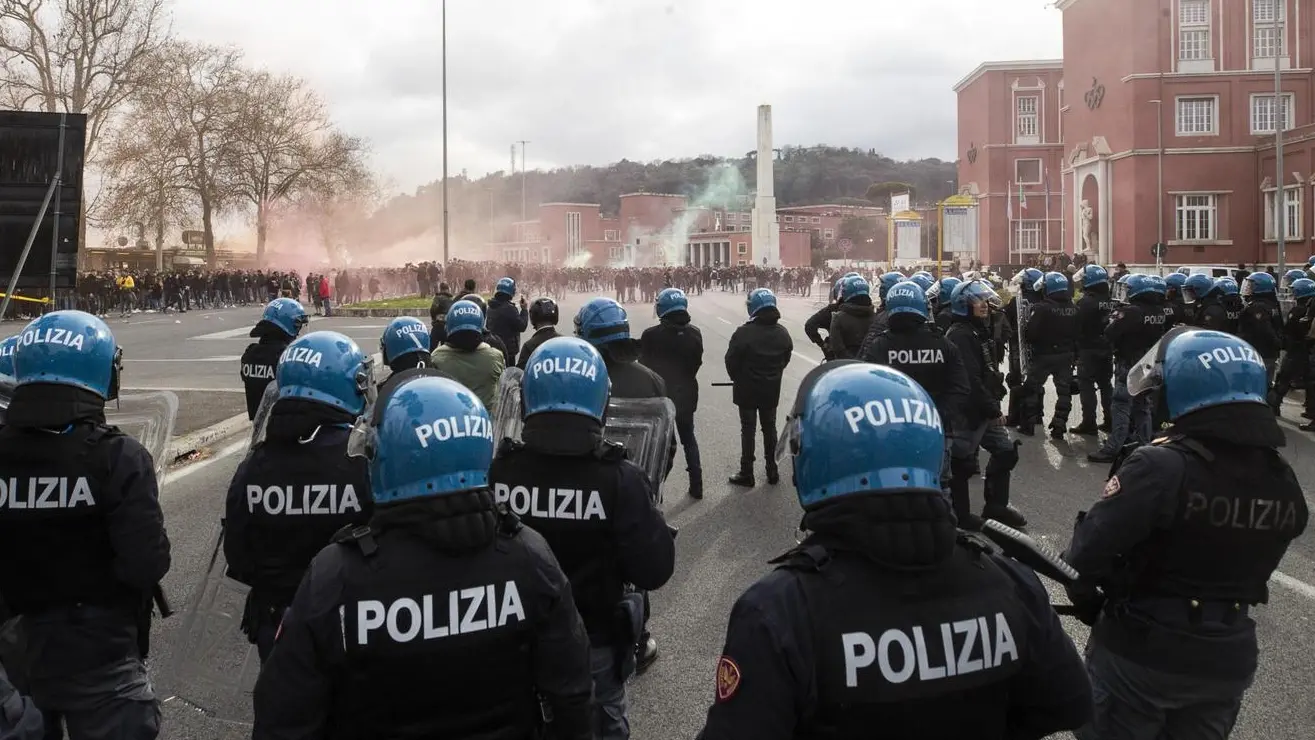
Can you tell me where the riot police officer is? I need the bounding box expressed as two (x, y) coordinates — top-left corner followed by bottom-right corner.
(431, 300), (505, 413)
(0, 311), (171, 739)
(251, 373), (594, 740)
(945, 281), (1027, 529)
(1088, 274), (1170, 463)
(224, 331), (375, 662)
(1238, 272), (1285, 381)
(488, 338), (675, 740)
(725, 289), (793, 487)
(241, 297), (308, 420)
(697, 362), (1092, 740)
(516, 297), (561, 368)
(1181, 273), (1218, 329)
(925, 276), (961, 333)
(378, 317), (433, 383)
(862, 271), (908, 348)
(803, 276), (848, 361)
(1019, 271), (1079, 438)
(1163, 272), (1190, 326)
(0, 335), (16, 383)
(640, 288), (705, 499)
(487, 277), (529, 367)
(454, 293), (510, 359)
(1271, 278), (1315, 417)
(1216, 276), (1245, 334)
(428, 282), (456, 349)
(1065, 328), (1308, 740)
(1072, 265), (1115, 435)
(828, 275), (875, 360)
(1004, 267), (1043, 426)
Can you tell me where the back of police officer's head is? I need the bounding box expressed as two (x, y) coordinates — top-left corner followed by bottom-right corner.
(529, 297), (559, 328)
(655, 288), (689, 321)
(444, 299), (487, 351)
(781, 362), (944, 512)
(521, 337), (610, 428)
(254, 297), (308, 340)
(575, 297), (630, 350)
(352, 372), (495, 507)
(276, 330), (375, 418)
(883, 281), (930, 332)
(380, 317), (431, 371)
(11, 310), (122, 410)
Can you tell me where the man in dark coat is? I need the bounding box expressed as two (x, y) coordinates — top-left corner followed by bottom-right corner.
(640, 290), (704, 499)
(428, 283), (454, 350)
(725, 288), (793, 487)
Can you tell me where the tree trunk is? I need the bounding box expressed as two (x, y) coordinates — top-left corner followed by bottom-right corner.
(201, 197), (216, 268)
(256, 201), (267, 269)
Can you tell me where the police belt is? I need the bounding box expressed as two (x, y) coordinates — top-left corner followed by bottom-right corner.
(1124, 596), (1249, 625)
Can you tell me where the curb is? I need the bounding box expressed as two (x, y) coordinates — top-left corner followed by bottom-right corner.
(335, 307), (430, 318)
(167, 412), (251, 461)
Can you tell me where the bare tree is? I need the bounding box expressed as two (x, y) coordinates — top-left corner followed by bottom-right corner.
(280, 164), (376, 265)
(0, 0), (169, 160)
(228, 70), (369, 267)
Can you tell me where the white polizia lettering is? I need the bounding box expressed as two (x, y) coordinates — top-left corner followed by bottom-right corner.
(245, 484), (362, 516)
(18, 327), (85, 351)
(492, 483), (607, 520)
(886, 349), (945, 365)
(0, 477), (95, 509)
(354, 581), (527, 644)
(282, 347), (323, 367)
(241, 363), (275, 380)
(842, 398), (943, 434)
(1196, 345), (1263, 370)
(841, 612), (1019, 687)
(529, 356), (599, 381)
(414, 415), (494, 447)
(395, 324), (425, 338)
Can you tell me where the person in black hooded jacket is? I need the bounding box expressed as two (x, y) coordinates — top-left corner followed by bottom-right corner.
(428, 283), (454, 350)
(517, 298), (562, 369)
(828, 276), (875, 360)
(725, 289), (793, 487)
(640, 288), (705, 499)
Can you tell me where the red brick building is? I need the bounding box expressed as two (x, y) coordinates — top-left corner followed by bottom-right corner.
(956, 0), (1315, 268)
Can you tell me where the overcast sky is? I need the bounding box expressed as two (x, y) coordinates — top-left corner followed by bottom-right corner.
(172, 0), (1062, 196)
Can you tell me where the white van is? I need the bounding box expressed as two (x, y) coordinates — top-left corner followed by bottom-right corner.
(1172, 265), (1249, 281)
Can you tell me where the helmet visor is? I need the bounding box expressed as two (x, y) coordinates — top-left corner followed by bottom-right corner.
(776, 414), (801, 465)
(346, 416), (378, 460)
(1125, 341), (1164, 398)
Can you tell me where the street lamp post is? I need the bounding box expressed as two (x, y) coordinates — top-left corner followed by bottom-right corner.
(441, 0), (449, 266)
(516, 140), (531, 221)
(1149, 99), (1164, 275)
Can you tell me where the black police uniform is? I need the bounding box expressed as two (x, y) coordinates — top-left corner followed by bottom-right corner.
(827, 300), (875, 360)
(725, 307), (793, 482)
(488, 415), (676, 737)
(224, 422), (373, 661)
(858, 316), (970, 433)
(1074, 285), (1115, 432)
(698, 493), (1092, 740)
(639, 312), (704, 496)
(429, 290), (455, 350)
(1003, 289), (1042, 425)
(1221, 293), (1244, 335)
(1066, 423), (1308, 739)
(803, 304), (838, 360)
(1020, 293), (1079, 435)
(945, 315), (1019, 526)
(251, 491), (594, 740)
(1190, 295), (1230, 333)
(486, 295), (529, 367)
(516, 326), (560, 369)
(241, 329), (293, 421)
(0, 392), (171, 739)
(1237, 293), (1284, 379)
(1269, 298), (1313, 414)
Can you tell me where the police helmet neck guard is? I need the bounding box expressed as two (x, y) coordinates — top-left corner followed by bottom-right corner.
(779, 362), (944, 509)
(12, 310), (121, 400)
(1127, 327), (1270, 421)
(380, 317), (431, 365)
(522, 337), (611, 422)
(574, 297), (630, 346)
(276, 330), (376, 415)
(348, 371), (494, 504)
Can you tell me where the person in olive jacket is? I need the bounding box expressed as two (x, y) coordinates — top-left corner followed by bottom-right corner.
(725, 288), (793, 488)
(640, 288), (705, 499)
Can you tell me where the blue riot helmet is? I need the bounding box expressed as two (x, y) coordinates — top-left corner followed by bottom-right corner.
(883, 281), (930, 319)
(1036, 271), (1070, 297)
(949, 280), (1001, 317)
(1127, 327), (1269, 421)
(12, 310), (122, 400)
(1284, 269), (1306, 287)
(655, 288), (688, 318)
(575, 297), (630, 346)
(1292, 278), (1315, 299)
(843, 271), (860, 279)
(1182, 273), (1213, 303)
(380, 316), (431, 365)
(348, 373), (494, 504)
(925, 276), (961, 306)
(1213, 276), (1240, 296)
(1080, 264), (1109, 289)
(778, 362), (944, 509)
(1242, 271), (1277, 297)
(445, 299), (486, 338)
(1164, 272), (1187, 293)
(878, 272), (905, 298)
(1146, 274), (1168, 296)
(522, 337), (610, 423)
(276, 331), (376, 416)
(1307, 256), (1315, 267)
(1010, 268), (1043, 293)
(1123, 274), (1154, 299)
(746, 288), (777, 317)
(1111, 273), (1134, 302)
(0, 335), (17, 380)
(912, 270), (934, 281)
(494, 277), (516, 298)
(258, 297), (308, 338)
(908, 273), (935, 292)
(840, 275), (870, 302)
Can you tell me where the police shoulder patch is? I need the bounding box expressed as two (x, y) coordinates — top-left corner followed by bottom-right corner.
(716, 655), (742, 703)
(1102, 475), (1121, 498)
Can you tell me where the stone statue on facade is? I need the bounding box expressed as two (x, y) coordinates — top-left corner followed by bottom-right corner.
(1079, 200), (1096, 256)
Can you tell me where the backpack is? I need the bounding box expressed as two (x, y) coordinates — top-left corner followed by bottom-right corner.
(0, 665), (41, 740)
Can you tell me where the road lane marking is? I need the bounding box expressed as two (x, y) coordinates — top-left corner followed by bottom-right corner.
(792, 351), (819, 366)
(717, 317), (732, 324)
(123, 386), (242, 392)
(1272, 570), (1315, 601)
(189, 327), (254, 340)
(124, 356), (241, 362)
(162, 439), (247, 486)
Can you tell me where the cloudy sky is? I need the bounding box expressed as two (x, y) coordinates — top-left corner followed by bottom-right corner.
(172, 0), (1062, 196)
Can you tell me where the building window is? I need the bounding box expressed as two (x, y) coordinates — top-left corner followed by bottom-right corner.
(784, 215), (794, 222)
(603, 229), (618, 241)
(1015, 158), (1043, 185)
(737, 242), (748, 255)
(1264, 187), (1302, 240)
(1176, 97), (1217, 135)
(1014, 221), (1042, 252)
(566, 212), (582, 256)
(1253, 0), (1286, 63)
(741, 225), (751, 231)
(1175, 194), (1218, 241)
(1015, 95), (1039, 144)
(609, 246), (623, 260)
(1179, 0), (1211, 63)
(1250, 93), (1295, 133)
(824, 229), (835, 239)
(1254, 25), (1286, 59)
(1254, 0), (1282, 23)
(811, 216), (820, 223)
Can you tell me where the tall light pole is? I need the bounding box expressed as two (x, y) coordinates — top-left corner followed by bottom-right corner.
(1275, 23), (1286, 274)
(441, 0), (449, 266)
(1149, 99), (1164, 275)
(516, 140), (531, 221)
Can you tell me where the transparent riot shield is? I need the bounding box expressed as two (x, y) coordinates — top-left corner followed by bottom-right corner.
(604, 397), (677, 503)
(249, 381), (279, 449)
(1014, 295), (1032, 375)
(106, 392), (179, 478)
(0, 377), (11, 416)
(493, 367), (524, 443)
(160, 522), (259, 725)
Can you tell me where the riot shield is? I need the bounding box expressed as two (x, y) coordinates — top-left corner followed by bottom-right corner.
(604, 397), (677, 504)
(1014, 295), (1032, 375)
(493, 367), (525, 443)
(0, 376), (11, 415)
(106, 392), (179, 478)
(249, 381), (279, 449)
(160, 523), (260, 725)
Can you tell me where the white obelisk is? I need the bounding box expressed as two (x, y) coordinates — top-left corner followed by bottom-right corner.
(752, 104), (781, 267)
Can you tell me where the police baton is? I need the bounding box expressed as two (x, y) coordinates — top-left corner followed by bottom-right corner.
(711, 382), (734, 387)
(978, 519), (1082, 616)
(152, 584), (174, 619)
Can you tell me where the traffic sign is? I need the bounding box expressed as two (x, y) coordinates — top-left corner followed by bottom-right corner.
(838, 238), (853, 253)
(1151, 242), (1167, 259)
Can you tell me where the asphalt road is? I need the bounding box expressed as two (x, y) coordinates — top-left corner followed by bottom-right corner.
(18, 293), (1312, 739)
